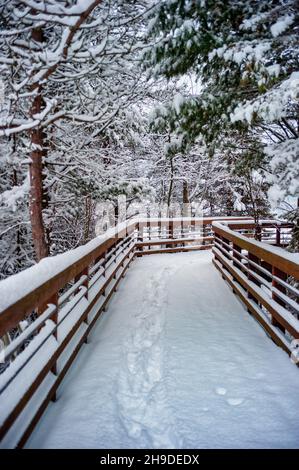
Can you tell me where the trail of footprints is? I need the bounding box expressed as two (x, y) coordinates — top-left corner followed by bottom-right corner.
(116, 266), (181, 448)
(215, 387), (244, 406)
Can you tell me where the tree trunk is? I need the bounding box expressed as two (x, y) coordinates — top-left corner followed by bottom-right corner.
(182, 180), (190, 217)
(29, 118), (49, 260)
(83, 195), (93, 242)
(29, 26), (49, 261)
(167, 156), (174, 217)
(289, 197), (299, 252)
(183, 180), (189, 204)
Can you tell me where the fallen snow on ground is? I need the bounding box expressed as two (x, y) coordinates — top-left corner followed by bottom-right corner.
(26, 252), (299, 449)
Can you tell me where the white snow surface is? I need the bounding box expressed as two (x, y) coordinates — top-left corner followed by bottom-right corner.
(26, 252), (299, 449)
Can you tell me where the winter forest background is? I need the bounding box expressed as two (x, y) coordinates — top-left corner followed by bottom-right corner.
(0, 0), (298, 280)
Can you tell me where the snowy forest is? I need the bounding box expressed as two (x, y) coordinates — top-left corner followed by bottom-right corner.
(0, 0), (298, 279)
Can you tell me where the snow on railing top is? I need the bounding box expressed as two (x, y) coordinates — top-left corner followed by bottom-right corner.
(219, 218), (291, 226)
(137, 216), (254, 225)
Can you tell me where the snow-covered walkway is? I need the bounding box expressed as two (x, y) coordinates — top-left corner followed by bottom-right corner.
(27, 251), (299, 449)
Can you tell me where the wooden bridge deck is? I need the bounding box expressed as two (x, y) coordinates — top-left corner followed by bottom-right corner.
(25, 251), (299, 449)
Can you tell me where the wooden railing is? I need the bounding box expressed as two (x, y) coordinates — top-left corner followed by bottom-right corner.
(224, 220), (293, 247)
(0, 215), (295, 448)
(212, 221), (299, 357)
(135, 216), (253, 255)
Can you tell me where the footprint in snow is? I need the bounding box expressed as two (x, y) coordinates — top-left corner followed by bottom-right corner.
(216, 387), (227, 396)
(227, 398), (244, 406)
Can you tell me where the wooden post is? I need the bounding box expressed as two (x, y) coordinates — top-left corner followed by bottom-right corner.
(114, 240), (118, 264)
(191, 218), (195, 233)
(102, 250), (107, 278)
(158, 218), (161, 240)
(169, 219), (174, 239)
(272, 266), (287, 333)
(247, 253), (260, 305)
(231, 243), (243, 292)
(222, 236), (230, 259)
(75, 267), (89, 299)
(75, 266), (89, 342)
(233, 243), (242, 269)
(166, 219), (174, 248)
(260, 259), (272, 281)
(147, 219), (151, 242)
(255, 224), (262, 241)
(38, 292), (59, 401)
(137, 222), (143, 256)
(276, 227), (281, 247)
(213, 231), (222, 264)
(202, 223), (208, 247)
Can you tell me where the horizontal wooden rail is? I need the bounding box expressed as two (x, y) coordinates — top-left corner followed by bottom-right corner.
(212, 221), (299, 358)
(135, 236), (214, 255)
(136, 216), (252, 255)
(0, 215), (294, 448)
(136, 244), (214, 256)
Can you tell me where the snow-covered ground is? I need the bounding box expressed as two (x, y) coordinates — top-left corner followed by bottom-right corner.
(26, 251), (299, 449)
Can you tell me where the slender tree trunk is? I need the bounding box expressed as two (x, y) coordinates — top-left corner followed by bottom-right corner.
(182, 180), (190, 217)
(114, 202), (119, 225)
(183, 180), (189, 203)
(167, 156), (174, 216)
(226, 192), (233, 216)
(29, 119), (49, 260)
(83, 195), (93, 242)
(289, 197), (299, 252)
(11, 136), (22, 264)
(246, 175), (261, 240)
(29, 26), (49, 261)
(210, 200), (214, 216)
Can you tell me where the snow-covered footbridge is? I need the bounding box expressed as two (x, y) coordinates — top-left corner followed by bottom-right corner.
(0, 217), (298, 449)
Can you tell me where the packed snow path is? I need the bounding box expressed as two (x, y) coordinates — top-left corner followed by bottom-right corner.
(27, 252), (299, 449)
